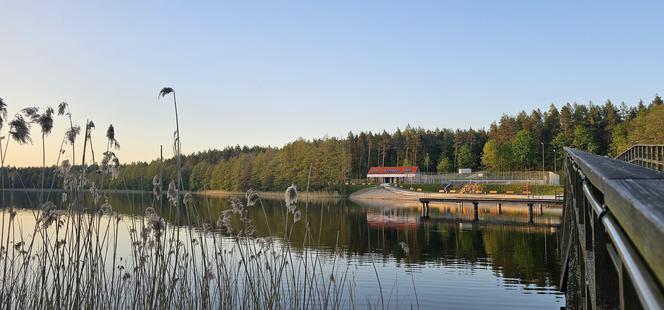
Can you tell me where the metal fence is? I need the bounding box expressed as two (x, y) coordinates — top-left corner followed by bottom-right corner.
(412, 171), (560, 185)
(616, 144), (664, 172)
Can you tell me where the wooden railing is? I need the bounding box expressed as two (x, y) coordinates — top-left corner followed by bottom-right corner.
(560, 147), (664, 309)
(616, 144), (664, 172)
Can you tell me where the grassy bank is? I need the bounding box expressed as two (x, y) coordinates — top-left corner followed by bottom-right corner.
(200, 184), (377, 199)
(342, 183), (377, 195)
(199, 189), (346, 201)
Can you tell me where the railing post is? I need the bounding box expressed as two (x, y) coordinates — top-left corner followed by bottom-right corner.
(660, 145), (663, 171)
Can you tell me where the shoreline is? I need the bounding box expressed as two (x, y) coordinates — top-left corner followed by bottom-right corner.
(196, 190), (346, 201)
(2, 186), (561, 207)
(2, 188), (346, 200)
(350, 184), (563, 205)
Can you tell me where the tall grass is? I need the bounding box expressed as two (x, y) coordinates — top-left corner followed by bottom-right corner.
(0, 93), (414, 309)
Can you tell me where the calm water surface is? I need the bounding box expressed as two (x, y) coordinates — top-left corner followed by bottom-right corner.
(2, 191), (564, 309)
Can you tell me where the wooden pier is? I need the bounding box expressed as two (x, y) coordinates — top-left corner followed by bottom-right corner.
(419, 196), (563, 223)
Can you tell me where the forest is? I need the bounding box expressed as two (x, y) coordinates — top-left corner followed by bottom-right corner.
(2, 95), (663, 192)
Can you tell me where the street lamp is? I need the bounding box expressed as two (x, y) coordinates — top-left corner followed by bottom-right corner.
(454, 144), (459, 171)
(553, 148), (557, 172)
(540, 142), (545, 174)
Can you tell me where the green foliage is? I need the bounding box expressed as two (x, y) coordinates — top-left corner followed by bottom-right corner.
(423, 153), (431, 172)
(511, 130), (538, 169)
(626, 104), (664, 146)
(610, 123), (629, 157)
(481, 139), (499, 171)
(572, 125), (598, 153)
(436, 156), (451, 172)
(456, 144), (475, 169)
(608, 102), (663, 156)
(552, 132), (571, 152)
(190, 161), (211, 190)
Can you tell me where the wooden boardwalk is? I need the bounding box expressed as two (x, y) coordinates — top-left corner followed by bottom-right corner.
(561, 147), (664, 309)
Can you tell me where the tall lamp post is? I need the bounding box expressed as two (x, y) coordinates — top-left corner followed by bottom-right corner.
(540, 142), (545, 173)
(553, 148), (557, 173)
(454, 144), (459, 172)
(540, 142), (546, 191)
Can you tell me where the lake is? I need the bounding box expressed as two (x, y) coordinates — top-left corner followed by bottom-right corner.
(1, 190), (564, 309)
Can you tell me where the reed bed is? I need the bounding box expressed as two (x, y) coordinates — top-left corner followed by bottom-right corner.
(0, 92), (416, 309)
(0, 187), (362, 309)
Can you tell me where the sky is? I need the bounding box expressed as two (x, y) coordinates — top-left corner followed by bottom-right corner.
(1, 1), (663, 167)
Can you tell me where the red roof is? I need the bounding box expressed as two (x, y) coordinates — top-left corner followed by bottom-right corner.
(367, 166), (418, 175)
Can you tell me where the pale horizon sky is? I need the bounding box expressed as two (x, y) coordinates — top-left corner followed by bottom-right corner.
(1, 1), (663, 167)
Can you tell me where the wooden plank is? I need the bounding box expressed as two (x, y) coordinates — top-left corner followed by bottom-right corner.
(603, 179), (664, 285)
(566, 147), (664, 193)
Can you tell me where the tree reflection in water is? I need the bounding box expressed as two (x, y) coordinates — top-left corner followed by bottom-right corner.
(3, 191), (563, 308)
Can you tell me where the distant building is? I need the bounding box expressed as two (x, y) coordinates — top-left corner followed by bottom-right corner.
(367, 166), (419, 184)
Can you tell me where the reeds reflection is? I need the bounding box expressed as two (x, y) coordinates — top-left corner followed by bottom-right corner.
(2, 191), (564, 309)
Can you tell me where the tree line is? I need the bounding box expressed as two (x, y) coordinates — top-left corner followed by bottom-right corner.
(481, 95), (663, 172)
(2, 95), (662, 192)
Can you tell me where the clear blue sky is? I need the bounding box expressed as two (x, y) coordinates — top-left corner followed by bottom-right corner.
(1, 1), (662, 166)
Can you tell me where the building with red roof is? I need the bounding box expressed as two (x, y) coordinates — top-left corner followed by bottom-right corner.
(367, 166), (419, 184)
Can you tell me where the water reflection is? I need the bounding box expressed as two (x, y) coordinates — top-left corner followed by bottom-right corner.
(2, 190), (564, 309)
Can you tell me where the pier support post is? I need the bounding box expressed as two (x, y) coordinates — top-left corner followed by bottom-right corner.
(539, 204), (544, 215)
(421, 201), (430, 218)
(496, 202), (502, 214)
(528, 203), (534, 224)
(473, 201), (479, 223)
